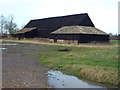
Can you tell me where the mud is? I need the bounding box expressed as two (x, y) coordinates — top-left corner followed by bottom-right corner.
(2, 43), (54, 88)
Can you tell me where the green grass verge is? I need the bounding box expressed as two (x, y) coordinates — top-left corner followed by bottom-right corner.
(38, 45), (118, 86)
(110, 40), (119, 44)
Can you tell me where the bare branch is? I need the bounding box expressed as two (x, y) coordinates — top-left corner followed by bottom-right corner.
(0, 15), (7, 34)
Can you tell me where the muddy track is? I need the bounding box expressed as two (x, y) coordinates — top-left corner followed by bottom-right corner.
(2, 43), (56, 88)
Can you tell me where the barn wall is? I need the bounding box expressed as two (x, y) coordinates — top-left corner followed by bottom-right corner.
(79, 34), (109, 43)
(24, 29), (38, 38)
(37, 29), (57, 38)
(12, 34), (22, 38)
(51, 34), (109, 43)
(51, 34), (80, 40)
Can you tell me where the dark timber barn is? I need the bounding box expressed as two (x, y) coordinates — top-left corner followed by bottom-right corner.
(51, 26), (109, 43)
(13, 13), (109, 43)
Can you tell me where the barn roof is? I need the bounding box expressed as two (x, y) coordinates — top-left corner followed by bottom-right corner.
(13, 27), (36, 34)
(51, 26), (108, 35)
(24, 13), (95, 32)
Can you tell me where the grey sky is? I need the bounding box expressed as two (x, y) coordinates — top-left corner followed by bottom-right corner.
(0, 0), (119, 34)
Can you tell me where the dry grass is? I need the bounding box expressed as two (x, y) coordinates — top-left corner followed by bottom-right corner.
(58, 64), (118, 86)
(79, 66), (118, 85)
(1, 38), (118, 48)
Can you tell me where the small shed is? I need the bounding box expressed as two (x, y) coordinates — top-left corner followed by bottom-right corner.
(0, 33), (7, 39)
(51, 26), (109, 43)
(12, 27), (37, 38)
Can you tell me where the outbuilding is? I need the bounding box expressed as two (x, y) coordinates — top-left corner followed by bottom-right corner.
(13, 27), (37, 39)
(51, 26), (109, 43)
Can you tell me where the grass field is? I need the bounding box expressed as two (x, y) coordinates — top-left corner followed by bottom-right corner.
(38, 44), (118, 86)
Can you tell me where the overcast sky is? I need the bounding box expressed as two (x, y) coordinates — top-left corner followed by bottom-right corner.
(0, 0), (119, 34)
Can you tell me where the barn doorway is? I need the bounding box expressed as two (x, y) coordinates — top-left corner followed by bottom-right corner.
(54, 36), (57, 43)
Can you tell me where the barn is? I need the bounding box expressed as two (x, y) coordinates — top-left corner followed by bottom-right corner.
(12, 13), (109, 43)
(51, 26), (109, 43)
(12, 13), (94, 38)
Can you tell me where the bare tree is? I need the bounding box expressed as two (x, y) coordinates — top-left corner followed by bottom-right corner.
(109, 33), (113, 36)
(4, 15), (19, 35)
(0, 15), (6, 34)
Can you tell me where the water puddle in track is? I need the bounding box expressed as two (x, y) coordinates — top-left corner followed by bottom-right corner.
(0, 48), (7, 50)
(0, 43), (17, 46)
(0, 43), (18, 50)
(47, 70), (112, 88)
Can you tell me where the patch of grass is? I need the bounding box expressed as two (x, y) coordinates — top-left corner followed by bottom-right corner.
(6, 50), (17, 53)
(21, 53), (35, 57)
(110, 40), (119, 44)
(38, 45), (118, 86)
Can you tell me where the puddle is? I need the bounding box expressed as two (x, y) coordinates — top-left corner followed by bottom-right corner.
(58, 49), (70, 52)
(0, 48), (7, 50)
(0, 43), (17, 46)
(0, 43), (17, 50)
(47, 70), (105, 88)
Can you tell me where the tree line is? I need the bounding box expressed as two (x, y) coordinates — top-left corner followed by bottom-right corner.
(0, 15), (19, 35)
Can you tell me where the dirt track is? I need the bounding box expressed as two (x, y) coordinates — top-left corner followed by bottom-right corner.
(2, 43), (55, 88)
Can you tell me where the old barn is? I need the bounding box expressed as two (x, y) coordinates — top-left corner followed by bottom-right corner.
(12, 13), (109, 43)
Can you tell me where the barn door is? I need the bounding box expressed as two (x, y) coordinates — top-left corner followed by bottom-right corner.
(78, 35), (81, 44)
(54, 36), (57, 43)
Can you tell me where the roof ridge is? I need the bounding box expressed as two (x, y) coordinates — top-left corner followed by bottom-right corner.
(31, 13), (88, 21)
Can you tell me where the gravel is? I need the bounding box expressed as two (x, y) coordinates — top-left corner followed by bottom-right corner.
(2, 43), (55, 88)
